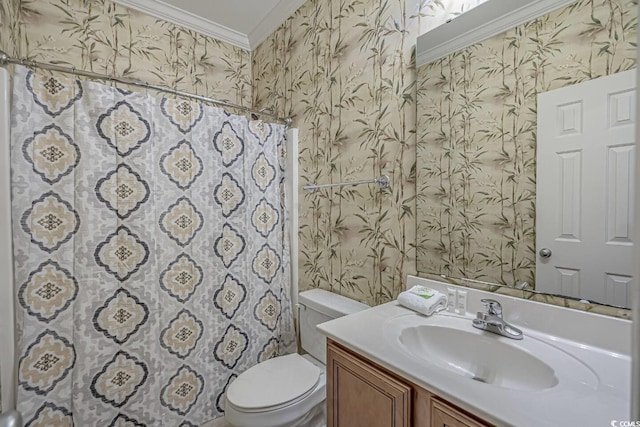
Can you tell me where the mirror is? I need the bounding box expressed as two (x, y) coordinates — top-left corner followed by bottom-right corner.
(415, 0), (637, 311)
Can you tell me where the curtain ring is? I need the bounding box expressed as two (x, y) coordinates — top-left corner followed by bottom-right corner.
(71, 66), (76, 75)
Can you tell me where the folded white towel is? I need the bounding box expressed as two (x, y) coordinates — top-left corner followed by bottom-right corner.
(397, 285), (447, 316)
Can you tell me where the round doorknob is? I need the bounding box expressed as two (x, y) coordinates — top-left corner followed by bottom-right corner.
(539, 248), (552, 258)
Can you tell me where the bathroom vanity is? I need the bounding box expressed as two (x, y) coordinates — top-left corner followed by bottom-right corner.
(327, 339), (488, 427)
(318, 276), (631, 427)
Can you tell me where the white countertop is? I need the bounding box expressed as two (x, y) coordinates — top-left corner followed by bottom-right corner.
(317, 300), (631, 427)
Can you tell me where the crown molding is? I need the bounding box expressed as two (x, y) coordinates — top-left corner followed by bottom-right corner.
(112, 0), (250, 50)
(248, 0), (307, 49)
(416, 0), (578, 67)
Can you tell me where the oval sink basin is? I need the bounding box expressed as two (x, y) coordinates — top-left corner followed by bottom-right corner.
(399, 324), (558, 391)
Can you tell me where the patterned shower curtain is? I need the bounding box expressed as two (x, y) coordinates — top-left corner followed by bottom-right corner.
(10, 65), (295, 426)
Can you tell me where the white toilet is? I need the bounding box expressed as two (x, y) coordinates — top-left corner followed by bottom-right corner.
(224, 289), (369, 427)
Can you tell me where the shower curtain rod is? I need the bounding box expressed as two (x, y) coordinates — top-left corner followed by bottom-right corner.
(0, 50), (292, 125)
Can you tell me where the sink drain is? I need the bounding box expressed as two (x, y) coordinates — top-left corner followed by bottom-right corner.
(471, 376), (487, 383)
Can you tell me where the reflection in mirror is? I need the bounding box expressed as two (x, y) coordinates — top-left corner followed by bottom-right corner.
(536, 71), (635, 307)
(416, 0), (636, 310)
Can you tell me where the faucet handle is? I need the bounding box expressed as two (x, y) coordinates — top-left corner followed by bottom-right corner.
(481, 299), (502, 317)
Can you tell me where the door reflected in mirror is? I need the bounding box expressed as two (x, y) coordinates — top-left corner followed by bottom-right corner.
(536, 71), (635, 308)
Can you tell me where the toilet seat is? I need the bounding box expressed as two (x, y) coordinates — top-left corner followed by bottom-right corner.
(224, 371), (326, 427)
(226, 353), (321, 412)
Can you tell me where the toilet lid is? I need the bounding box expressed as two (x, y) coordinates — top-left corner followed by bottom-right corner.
(226, 353), (321, 411)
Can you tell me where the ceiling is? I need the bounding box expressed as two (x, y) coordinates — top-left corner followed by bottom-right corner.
(112, 0), (307, 50)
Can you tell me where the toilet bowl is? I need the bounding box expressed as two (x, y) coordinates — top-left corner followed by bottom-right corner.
(225, 354), (325, 427)
(224, 289), (368, 427)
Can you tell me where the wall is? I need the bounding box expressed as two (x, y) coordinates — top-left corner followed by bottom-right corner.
(0, 0), (251, 106)
(416, 0), (637, 288)
(252, 0), (485, 306)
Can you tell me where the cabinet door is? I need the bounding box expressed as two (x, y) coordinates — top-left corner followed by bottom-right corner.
(431, 398), (489, 427)
(327, 341), (411, 427)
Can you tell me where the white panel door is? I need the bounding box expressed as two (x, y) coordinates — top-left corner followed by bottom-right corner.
(537, 69), (636, 306)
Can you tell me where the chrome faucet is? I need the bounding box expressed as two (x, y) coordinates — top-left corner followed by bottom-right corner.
(472, 299), (523, 340)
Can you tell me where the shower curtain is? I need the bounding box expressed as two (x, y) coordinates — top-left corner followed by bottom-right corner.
(10, 65), (295, 426)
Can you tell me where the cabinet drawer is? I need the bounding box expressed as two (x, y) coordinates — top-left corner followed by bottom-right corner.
(430, 398), (489, 427)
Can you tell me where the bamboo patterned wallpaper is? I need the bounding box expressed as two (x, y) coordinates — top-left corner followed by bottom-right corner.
(4, 0), (634, 310)
(416, 0), (637, 289)
(0, 0), (486, 309)
(252, 0), (485, 306)
(0, 0), (252, 106)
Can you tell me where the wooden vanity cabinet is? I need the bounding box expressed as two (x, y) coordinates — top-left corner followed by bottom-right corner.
(327, 340), (491, 427)
(327, 340), (412, 427)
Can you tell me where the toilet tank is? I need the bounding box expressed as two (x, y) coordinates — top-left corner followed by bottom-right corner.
(298, 289), (369, 364)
